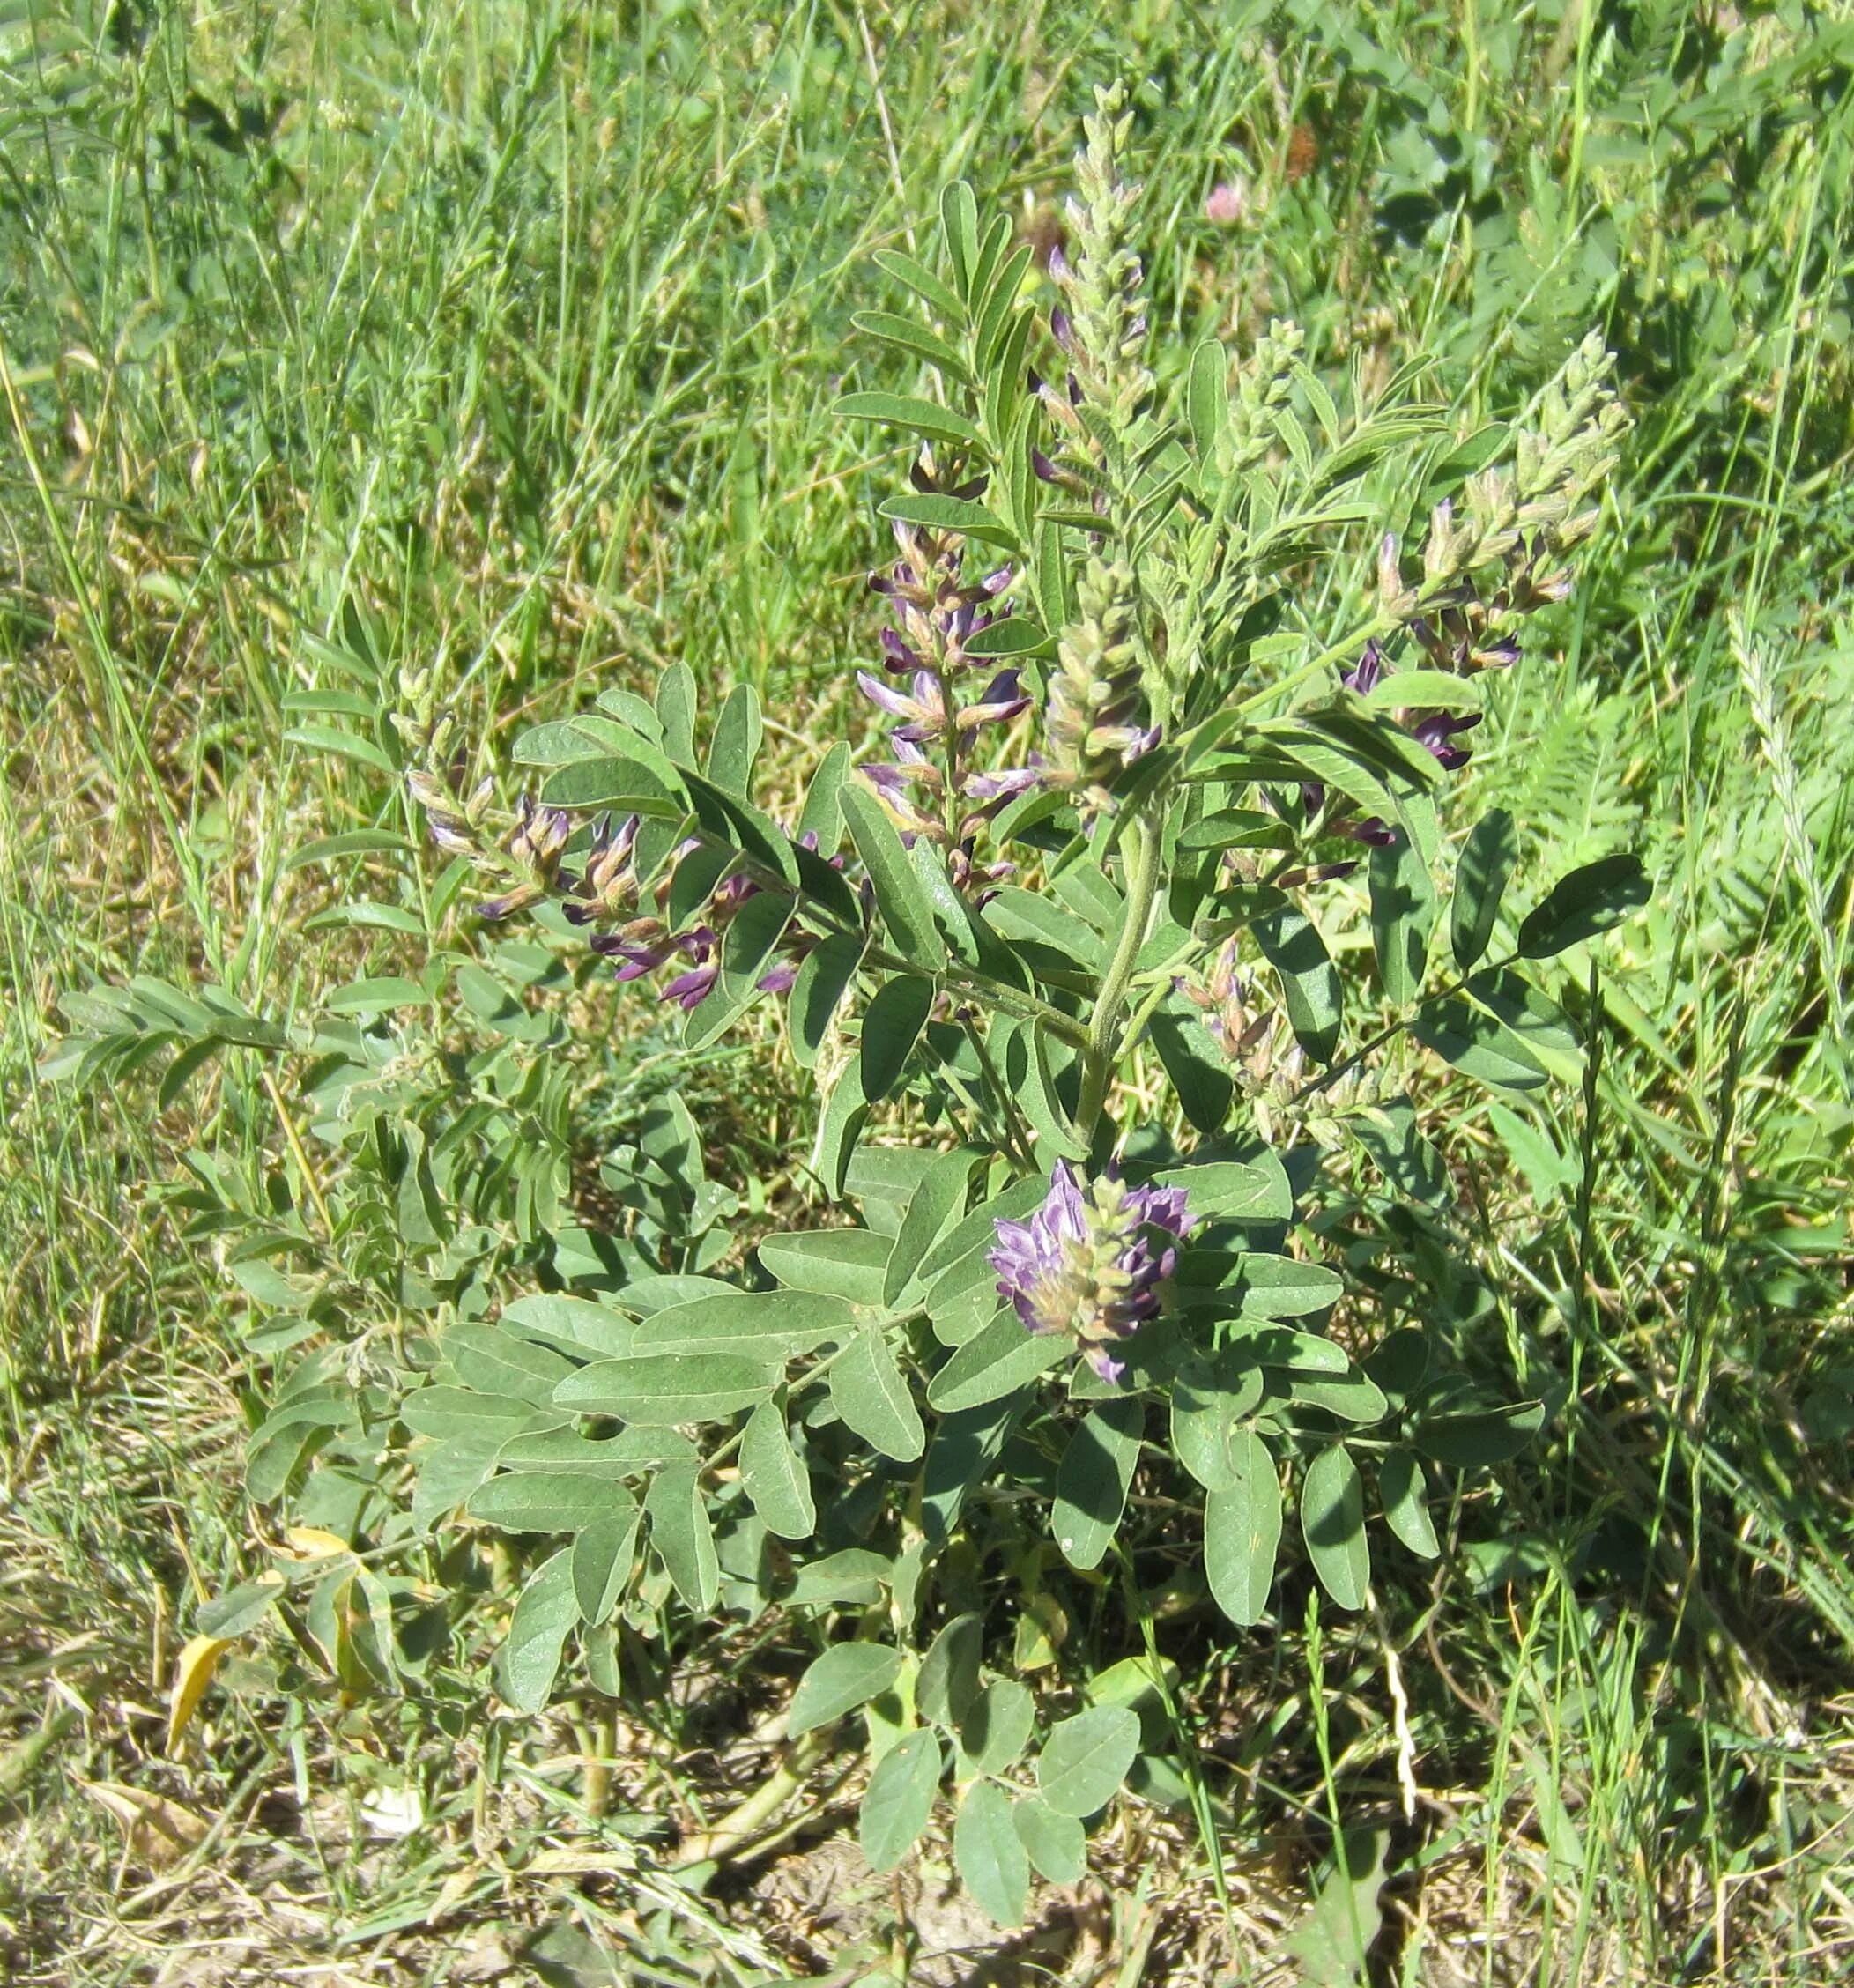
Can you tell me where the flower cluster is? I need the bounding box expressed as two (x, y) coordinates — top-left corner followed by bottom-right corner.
(408, 781), (834, 1013)
(860, 462), (1037, 895)
(571, 820), (835, 1011)
(1042, 557), (1160, 803)
(990, 1162), (1195, 1383)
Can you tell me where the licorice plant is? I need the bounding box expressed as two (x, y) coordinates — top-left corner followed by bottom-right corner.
(55, 83), (1644, 1922)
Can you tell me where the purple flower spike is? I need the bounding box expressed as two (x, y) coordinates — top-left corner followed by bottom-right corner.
(988, 1162), (1196, 1379)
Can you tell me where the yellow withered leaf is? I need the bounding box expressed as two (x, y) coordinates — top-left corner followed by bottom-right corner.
(165, 1635), (231, 1754)
(282, 1526), (351, 1561)
(78, 1778), (210, 1871)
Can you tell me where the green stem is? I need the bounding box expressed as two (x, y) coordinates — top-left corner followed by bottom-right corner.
(1075, 809), (1162, 1138)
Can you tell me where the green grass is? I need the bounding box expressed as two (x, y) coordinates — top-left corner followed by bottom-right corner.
(3, 1), (1852, 1982)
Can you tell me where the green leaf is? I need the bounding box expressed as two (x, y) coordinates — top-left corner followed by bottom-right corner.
(1517, 853), (1649, 958)
(1410, 998), (1548, 1091)
(401, 1387), (552, 1444)
(537, 756), (684, 816)
(411, 1437), (493, 1527)
(955, 1781), (1029, 1927)
(1170, 1355), (1265, 1490)
(786, 1547), (893, 1608)
(835, 391), (983, 449)
(758, 1228), (892, 1305)
(939, 182), (980, 292)
(1205, 1432), (1282, 1626)
(956, 1676), (1035, 1776)
(1368, 835), (1436, 1007)
(323, 975), (428, 1013)
(684, 890), (792, 1050)
(196, 1578), (288, 1639)
(1377, 1449), (1439, 1558)
(927, 1307), (1062, 1412)
(706, 684), (761, 797)
(1232, 1253), (1346, 1318)
(918, 1175), (1049, 1294)
(1050, 1399), (1145, 1572)
(858, 1728), (943, 1873)
(1284, 1824), (1393, 1988)
(917, 1613), (983, 1728)
(841, 783), (947, 971)
(1450, 807), (1517, 970)
(859, 974), (935, 1101)
(852, 309), (974, 385)
(627, 1289), (857, 1360)
(1346, 1099), (1448, 1205)
(872, 246), (965, 324)
(443, 1324), (575, 1406)
(1301, 1445), (1369, 1610)
(1412, 1400), (1546, 1466)
(552, 1354), (780, 1423)
(922, 1394), (1025, 1546)
(1253, 906), (1341, 1064)
(830, 1326), (926, 1462)
(1464, 968), (1583, 1077)
(788, 931), (863, 1070)
(656, 660), (697, 762)
(498, 1549), (577, 1714)
(1158, 1153), (1294, 1223)
(740, 1399), (816, 1540)
(963, 618), (1051, 660)
(811, 1057), (871, 1198)
(1175, 807), (1294, 853)
(974, 242), (1034, 374)
(878, 490), (1012, 546)
(885, 1146), (978, 1306)
(1364, 669), (1485, 714)
(572, 1507), (641, 1624)
(1286, 1367), (1390, 1425)
(643, 1462), (719, 1612)
(1148, 998), (1234, 1136)
(497, 1428), (693, 1477)
(797, 739), (851, 851)
(1035, 1704), (1140, 1818)
(1187, 337), (1228, 458)
(787, 1642), (907, 1737)
(1013, 1795), (1087, 1885)
(467, 1472), (627, 1534)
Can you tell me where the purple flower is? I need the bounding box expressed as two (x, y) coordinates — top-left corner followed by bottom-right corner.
(989, 1162), (1196, 1382)
(1342, 642), (1384, 698)
(1409, 710), (1481, 770)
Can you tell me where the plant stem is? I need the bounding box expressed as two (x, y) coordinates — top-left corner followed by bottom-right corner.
(1075, 808), (1162, 1138)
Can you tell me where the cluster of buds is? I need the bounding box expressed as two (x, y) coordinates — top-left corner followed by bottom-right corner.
(1025, 85), (1168, 792)
(1376, 330), (1629, 676)
(1175, 941), (1272, 1068)
(1043, 557), (1160, 801)
(1048, 83), (1152, 437)
(408, 768), (831, 1013)
(571, 820), (836, 1011)
(406, 765), (525, 900)
(990, 1162), (1195, 1383)
(1224, 317), (1305, 481)
(860, 461), (1037, 896)
(1302, 338), (1630, 849)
